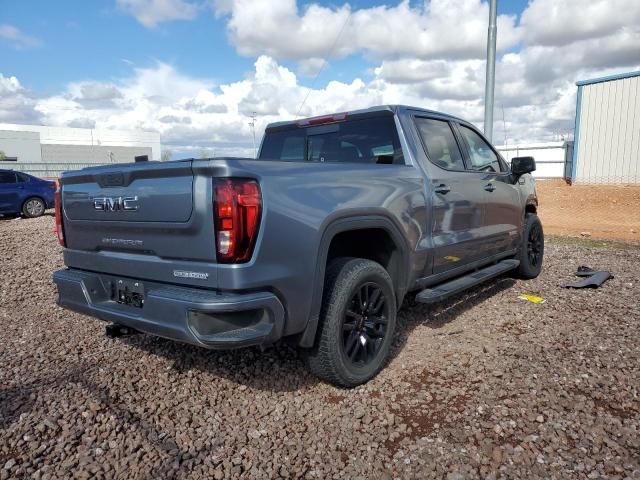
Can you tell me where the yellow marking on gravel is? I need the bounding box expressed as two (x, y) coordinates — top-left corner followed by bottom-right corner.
(518, 294), (546, 304)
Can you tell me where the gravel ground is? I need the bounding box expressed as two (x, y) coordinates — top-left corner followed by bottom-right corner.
(1, 215), (639, 479)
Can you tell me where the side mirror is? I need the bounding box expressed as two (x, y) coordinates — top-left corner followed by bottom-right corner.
(511, 156), (536, 176)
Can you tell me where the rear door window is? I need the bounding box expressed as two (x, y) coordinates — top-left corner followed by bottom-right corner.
(259, 115), (404, 165)
(414, 117), (465, 170)
(458, 125), (505, 173)
(0, 172), (17, 184)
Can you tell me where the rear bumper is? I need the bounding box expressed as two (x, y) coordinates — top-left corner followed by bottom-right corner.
(52, 268), (285, 349)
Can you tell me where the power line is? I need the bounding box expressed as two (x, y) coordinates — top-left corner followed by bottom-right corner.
(295, 10), (352, 118)
(248, 111), (257, 157)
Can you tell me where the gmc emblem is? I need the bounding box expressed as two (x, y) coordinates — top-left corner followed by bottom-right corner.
(93, 196), (139, 212)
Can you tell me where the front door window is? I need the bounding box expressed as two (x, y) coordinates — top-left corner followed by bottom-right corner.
(458, 126), (504, 173)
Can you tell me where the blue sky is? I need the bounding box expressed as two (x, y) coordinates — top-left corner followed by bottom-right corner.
(2, 0), (247, 92)
(0, 0), (637, 155)
(2, 0), (529, 92)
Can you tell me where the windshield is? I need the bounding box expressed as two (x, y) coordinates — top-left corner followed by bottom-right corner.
(259, 115), (404, 165)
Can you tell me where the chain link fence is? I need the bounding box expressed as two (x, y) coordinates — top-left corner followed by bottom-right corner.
(0, 161), (108, 179)
(498, 141), (639, 242)
(536, 180), (640, 242)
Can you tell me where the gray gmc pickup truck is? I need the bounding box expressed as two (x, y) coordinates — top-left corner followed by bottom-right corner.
(53, 105), (543, 387)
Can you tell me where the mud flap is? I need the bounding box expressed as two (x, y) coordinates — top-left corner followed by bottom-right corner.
(562, 267), (612, 289)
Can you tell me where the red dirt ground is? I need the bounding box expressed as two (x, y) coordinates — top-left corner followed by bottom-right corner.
(536, 180), (640, 241)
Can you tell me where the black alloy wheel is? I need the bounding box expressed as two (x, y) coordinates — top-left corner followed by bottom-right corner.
(514, 213), (544, 279)
(341, 282), (389, 367)
(305, 257), (397, 387)
(527, 222), (543, 268)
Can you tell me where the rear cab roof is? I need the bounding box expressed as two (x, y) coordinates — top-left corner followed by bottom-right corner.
(264, 105), (469, 132)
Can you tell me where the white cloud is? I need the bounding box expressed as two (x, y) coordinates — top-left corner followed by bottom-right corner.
(159, 114), (192, 124)
(66, 82), (125, 109)
(77, 83), (124, 102)
(183, 92), (228, 113)
(0, 56), (383, 155)
(0, 75), (23, 96)
(2, 52), (637, 157)
(519, 32), (640, 86)
(67, 117), (97, 129)
(117, 0), (201, 27)
(214, 0), (521, 61)
(0, 74), (41, 123)
(375, 59), (486, 103)
(1, 0), (639, 154)
(0, 24), (41, 49)
(123, 62), (214, 104)
(297, 58), (327, 77)
(520, 0), (640, 46)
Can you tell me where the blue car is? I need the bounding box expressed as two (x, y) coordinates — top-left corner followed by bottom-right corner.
(0, 169), (56, 218)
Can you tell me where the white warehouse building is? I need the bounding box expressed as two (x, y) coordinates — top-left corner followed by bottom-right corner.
(570, 70), (640, 184)
(0, 124), (161, 178)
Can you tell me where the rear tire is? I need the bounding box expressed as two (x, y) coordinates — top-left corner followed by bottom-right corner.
(305, 257), (396, 388)
(22, 197), (46, 218)
(514, 213), (544, 279)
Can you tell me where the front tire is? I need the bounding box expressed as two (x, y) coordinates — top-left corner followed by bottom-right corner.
(305, 257), (397, 388)
(514, 213), (544, 279)
(22, 197), (46, 218)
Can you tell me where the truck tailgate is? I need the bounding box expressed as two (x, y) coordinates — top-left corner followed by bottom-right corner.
(60, 160), (216, 263)
(64, 163), (193, 223)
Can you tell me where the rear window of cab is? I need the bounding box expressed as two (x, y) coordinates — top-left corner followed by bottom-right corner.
(259, 115), (405, 165)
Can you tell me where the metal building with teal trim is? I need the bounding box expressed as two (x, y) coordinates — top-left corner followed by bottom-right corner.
(571, 70), (640, 184)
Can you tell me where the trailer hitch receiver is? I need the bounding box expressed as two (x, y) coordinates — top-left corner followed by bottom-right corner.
(105, 324), (139, 338)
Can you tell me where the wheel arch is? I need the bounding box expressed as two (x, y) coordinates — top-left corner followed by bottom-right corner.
(297, 215), (410, 348)
(525, 202), (537, 215)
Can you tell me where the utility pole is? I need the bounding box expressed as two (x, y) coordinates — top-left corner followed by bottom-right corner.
(484, 0), (498, 142)
(501, 104), (507, 146)
(248, 112), (257, 157)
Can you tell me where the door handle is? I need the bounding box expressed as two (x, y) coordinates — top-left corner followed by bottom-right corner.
(484, 183), (496, 192)
(434, 184), (451, 194)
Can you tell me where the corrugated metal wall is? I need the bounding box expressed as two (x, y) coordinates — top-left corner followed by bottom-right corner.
(0, 145), (152, 178)
(41, 144), (152, 164)
(574, 74), (640, 184)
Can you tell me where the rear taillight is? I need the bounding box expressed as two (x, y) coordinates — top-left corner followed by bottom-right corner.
(54, 188), (65, 247)
(214, 178), (261, 263)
